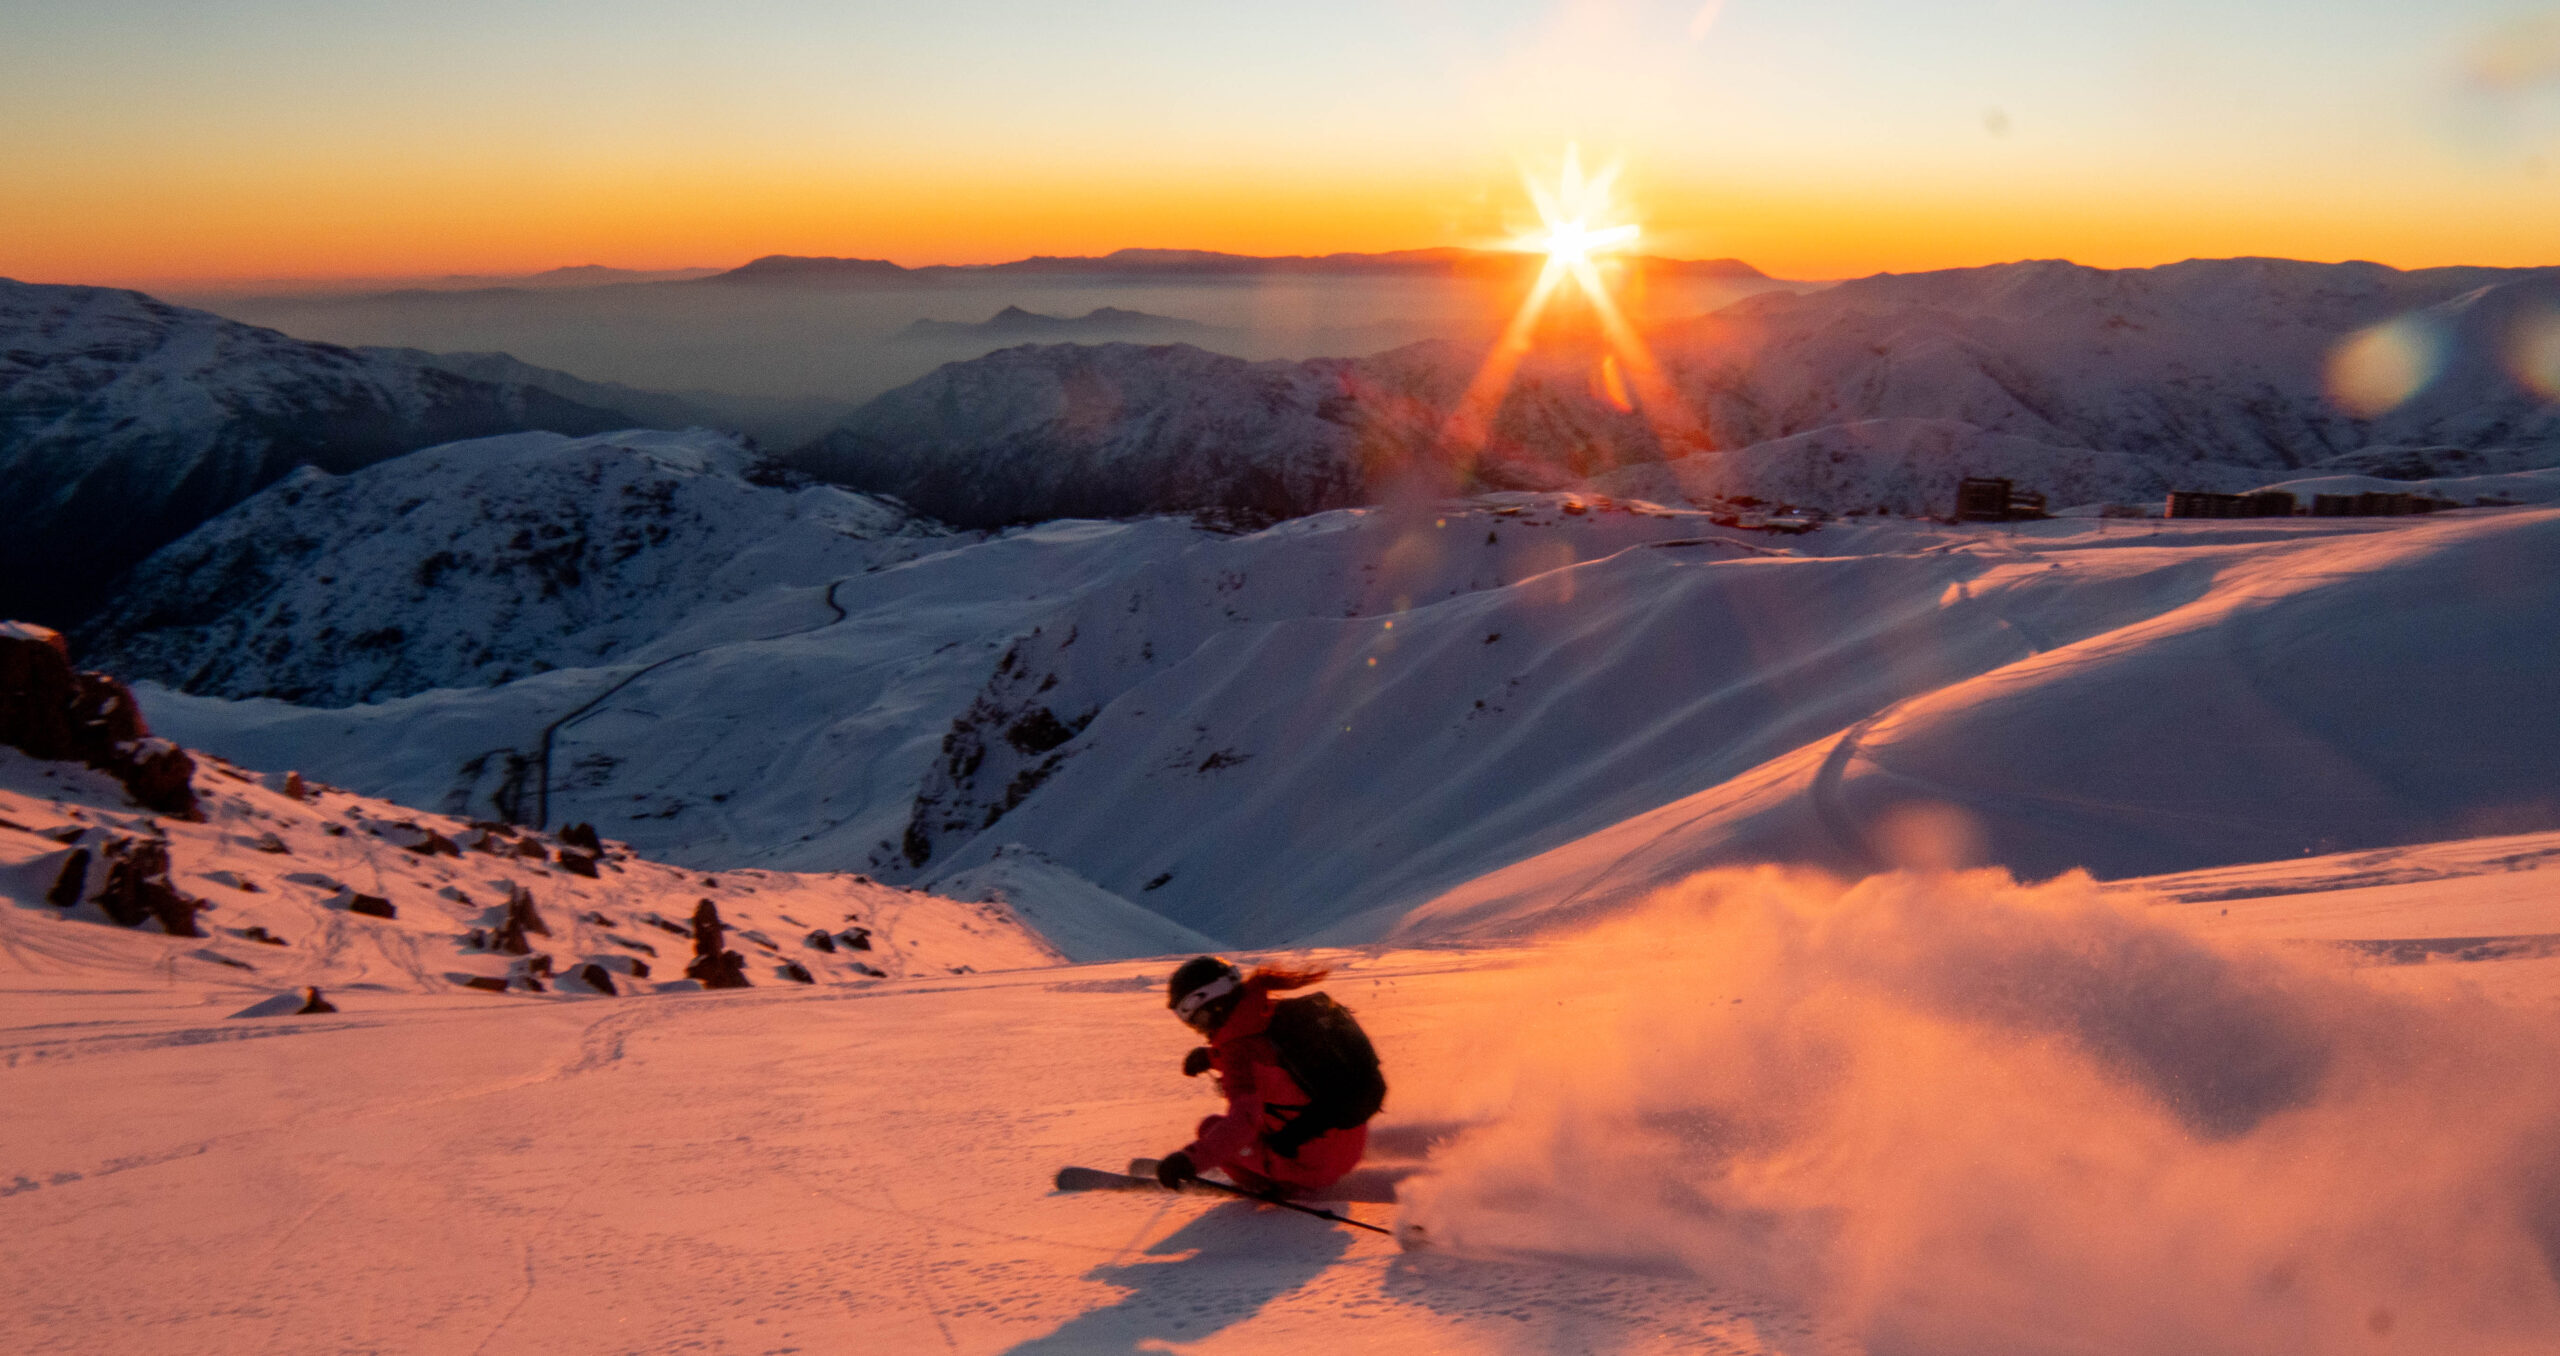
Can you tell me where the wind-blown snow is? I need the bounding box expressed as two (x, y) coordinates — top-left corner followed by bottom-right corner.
(1391, 865), (2560, 1354)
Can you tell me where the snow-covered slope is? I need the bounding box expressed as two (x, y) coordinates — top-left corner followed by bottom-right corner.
(889, 495), (1794, 887)
(133, 515), (1229, 873)
(0, 741), (1064, 1001)
(80, 429), (946, 706)
(2257, 465), (2560, 507)
(783, 335), (1698, 528)
(5, 834), (2555, 1353)
(787, 342), (1379, 526)
(135, 480), (2560, 949)
(925, 843), (1227, 962)
(364, 347), (861, 450)
(1582, 417), (2269, 515)
(1671, 258), (2560, 471)
(1388, 507), (2560, 941)
(0, 281), (636, 627)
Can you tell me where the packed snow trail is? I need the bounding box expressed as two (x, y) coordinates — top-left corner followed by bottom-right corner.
(528, 573), (853, 827)
(0, 953), (1820, 1354)
(9, 831), (2560, 1352)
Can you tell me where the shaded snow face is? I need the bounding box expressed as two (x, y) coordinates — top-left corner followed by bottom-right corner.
(1395, 866), (2560, 1354)
(0, 281), (633, 627)
(81, 429), (941, 706)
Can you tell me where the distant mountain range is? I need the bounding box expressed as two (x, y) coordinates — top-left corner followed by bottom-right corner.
(895, 305), (1216, 344)
(0, 278), (905, 630)
(786, 257), (2560, 527)
(19, 255), (2560, 641)
(707, 247), (1772, 285)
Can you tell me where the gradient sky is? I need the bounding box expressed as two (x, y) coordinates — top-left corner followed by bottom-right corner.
(4, 0), (2557, 283)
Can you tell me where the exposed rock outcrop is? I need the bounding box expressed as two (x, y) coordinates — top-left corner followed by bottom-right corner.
(489, 882), (550, 955)
(89, 835), (204, 936)
(0, 622), (200, 818)
(684, 898), (751, 989)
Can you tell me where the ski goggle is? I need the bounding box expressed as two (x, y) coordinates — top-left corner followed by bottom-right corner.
(1172, 973), (1238, 1027)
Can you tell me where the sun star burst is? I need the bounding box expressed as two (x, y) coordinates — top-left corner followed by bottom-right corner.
(1440, 146), (1699, 466)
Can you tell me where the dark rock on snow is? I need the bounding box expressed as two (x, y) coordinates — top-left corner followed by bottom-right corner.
(490, 882), (548, 954)
(685, 899), (751, 989)
(0, 621), (200, 817)
(46, 848), (90, 908)
(93, 836), (204, 936)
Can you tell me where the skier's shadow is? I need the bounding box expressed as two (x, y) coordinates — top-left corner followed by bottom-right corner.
(1002, 1200), (1353, 1353)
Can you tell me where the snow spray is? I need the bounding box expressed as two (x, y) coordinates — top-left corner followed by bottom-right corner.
(1392, 867), (2560, 1354)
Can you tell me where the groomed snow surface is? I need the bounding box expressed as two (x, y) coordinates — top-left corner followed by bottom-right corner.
(6, 805), (2558, 1351)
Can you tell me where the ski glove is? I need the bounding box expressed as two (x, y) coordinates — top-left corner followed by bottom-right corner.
(1156, 1151), (1197, 1188)
(1181, 1046), (1214, 1077)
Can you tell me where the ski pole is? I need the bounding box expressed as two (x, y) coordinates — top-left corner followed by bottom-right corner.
(1190, 1175), (1392, 1236)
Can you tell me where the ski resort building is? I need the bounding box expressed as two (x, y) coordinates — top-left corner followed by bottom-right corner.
(1955, 477), (2048, 522)
(2166, 490), (2298, 518)
(2310, 490), (2461, 517)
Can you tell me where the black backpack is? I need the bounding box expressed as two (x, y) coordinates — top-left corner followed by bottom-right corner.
(1263, 992), (1386, 1155)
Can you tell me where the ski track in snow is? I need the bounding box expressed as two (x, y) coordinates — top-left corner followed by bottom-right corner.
(5, 740), (2558, 1352)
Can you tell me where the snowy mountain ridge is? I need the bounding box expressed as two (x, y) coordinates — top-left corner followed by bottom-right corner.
(0, 280), (638, 627)
(119, 426), (2560, 949)
(1673, 257), (2560, 470)
(782, 258), (2560, 527)
(80, 429), (947, 706)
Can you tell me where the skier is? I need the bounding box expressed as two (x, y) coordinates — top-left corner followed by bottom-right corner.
(1153, 955), (1385, 1199)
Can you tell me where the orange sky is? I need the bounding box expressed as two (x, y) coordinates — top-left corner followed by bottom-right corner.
(5, 0), (2556, 286)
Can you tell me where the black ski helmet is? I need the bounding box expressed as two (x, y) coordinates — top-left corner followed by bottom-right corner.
(1167, 955), (1242, 1029)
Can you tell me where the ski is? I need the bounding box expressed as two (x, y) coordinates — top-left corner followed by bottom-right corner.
(1054, 1165), (1200, 1192)
(1053, 1162), (1398, 1238)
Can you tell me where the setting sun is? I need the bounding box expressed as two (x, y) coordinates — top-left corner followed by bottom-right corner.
(1516, 145), (1642, 268)
(1442, 145), (1696, 466)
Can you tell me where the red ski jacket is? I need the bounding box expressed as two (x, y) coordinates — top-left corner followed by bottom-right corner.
(1183, 978), (1367, 1196)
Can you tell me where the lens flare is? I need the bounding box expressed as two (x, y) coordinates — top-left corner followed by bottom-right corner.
(2325, 316), (2444, 419)
(2507, 305), (2560, 402)
(1441, 146), (1703, 474)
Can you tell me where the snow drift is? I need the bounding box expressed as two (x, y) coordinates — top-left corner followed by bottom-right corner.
(1394, 866), (2560, 1354)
